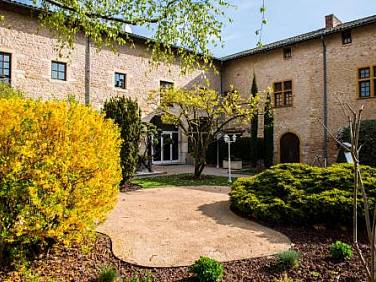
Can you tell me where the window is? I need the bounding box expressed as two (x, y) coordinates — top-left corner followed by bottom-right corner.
(342, 30), (352, 45)
(160, 80), (174, 89)
(283, 47), (292, 59)
(114, 72), (126, 89)
(51, 61), (67, 81)
(358, 67), (371, 98)
(0, 52), (11, 84)
(274, 80), (293, 107)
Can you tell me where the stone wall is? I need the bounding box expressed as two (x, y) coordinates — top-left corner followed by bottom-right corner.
(223, 23), (376, 164)
(0, 9), (221, 112)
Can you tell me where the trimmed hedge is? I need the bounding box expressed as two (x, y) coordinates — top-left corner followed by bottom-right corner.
(0, 98), (122, 261)
(230, 163), (376, 226)
(104, 97), (142, 183)
(339, 120), (376, 167)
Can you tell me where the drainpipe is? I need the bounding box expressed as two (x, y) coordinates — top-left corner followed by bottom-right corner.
(84, 37), (91, 106)
(322, 36), (328, 165)
(217, 61), (224, 168)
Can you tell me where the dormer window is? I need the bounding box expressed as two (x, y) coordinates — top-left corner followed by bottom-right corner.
(283, 47), (292, 59)
(342, 30), (352, 45)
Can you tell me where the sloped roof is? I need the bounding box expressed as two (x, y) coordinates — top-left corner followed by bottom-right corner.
(221, 14), (376, 61)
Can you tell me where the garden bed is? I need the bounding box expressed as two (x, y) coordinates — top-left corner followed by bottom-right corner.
(0, 227), (368, 281)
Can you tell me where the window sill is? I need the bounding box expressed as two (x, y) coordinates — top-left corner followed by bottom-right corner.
(273, 105), (293, 109)
(358, 96), (376, 100)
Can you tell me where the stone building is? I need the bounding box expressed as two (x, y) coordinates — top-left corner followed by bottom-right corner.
(1, 0), (376, 165)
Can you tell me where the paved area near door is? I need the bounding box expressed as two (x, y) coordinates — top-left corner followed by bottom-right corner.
(152, 164), (251, 178)
(97, 186), (291, 267)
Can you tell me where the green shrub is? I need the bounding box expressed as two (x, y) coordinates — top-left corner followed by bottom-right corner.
(124, 272), (154, 282)
(274, 273), (294, 282)
(330, 241), (353, 260)
(0, 98), (121, 263)
(104, 96), (142, 184)
(98, 266), (118, 282)
(188, 256), (224, 282)
(0, 83), (24, 99)
(230, 163), (376, 226)
(339, 120), (376, 167)
(276, 250), (299, 269)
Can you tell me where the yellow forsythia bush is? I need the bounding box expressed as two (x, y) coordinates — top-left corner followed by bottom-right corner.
(0, 98), (122, 258)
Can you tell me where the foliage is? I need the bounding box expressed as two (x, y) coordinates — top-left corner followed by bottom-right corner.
(206, 137), (264, 165)
(32, 0), (231, 72)
(0, 83), (24, 99)
(124, 272), (154, 282)
(250, 74), (259, 166)
(263, 91), (274, 168)
(104, 96), (142, 183)
(0, 97), (121, 263)
(149, 86), (259, 178)
(276, 250), (299, 270)
(330, 241), (353, 261)
(274, 273), (294, 282)
(138, 122), (158, 173)
(188, 256), (224, 282)
(338, 119), (376, 167)
(230, 163), (376, 226)
(98, 266), (118, 282)
(132, 174), (233, 189)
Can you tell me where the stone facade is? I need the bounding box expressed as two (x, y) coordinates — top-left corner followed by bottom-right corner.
(223, 19), (376, 164)
(0, 4), (220, 164)
(1, 2), (376, 166)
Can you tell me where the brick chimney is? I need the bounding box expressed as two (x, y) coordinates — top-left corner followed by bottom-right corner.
(325, 14), (342, 29)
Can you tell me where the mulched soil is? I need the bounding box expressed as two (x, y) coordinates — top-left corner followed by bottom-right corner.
(0, 226), (368, 282)
(120, 183), (143, 192)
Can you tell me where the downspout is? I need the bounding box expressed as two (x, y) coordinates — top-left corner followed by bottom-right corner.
(84, 37), (91, 106)
(322, 36), (328, 165)
(217, 60), (224, 168)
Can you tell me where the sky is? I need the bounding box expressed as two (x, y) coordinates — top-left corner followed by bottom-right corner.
(16, 0), (376, 58)
(207, 0), (376, 57)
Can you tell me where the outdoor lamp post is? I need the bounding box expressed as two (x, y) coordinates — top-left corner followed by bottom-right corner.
(224, 134), (237, 184)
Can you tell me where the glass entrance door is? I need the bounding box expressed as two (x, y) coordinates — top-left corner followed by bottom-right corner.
(153, 131), (179, 164)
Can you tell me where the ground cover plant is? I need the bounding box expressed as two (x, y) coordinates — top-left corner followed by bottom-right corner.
(132, 174), (232, 188)
(330, 241), (353, 261)
(189, 256), (224, 282)
(230, 163), (376, 226)
(276, 250), (299, 270)
(0, 96), (122, 265)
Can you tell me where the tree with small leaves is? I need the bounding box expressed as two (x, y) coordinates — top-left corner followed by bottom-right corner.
(27, 0), (232, 72)
(149, 86), (259, 178)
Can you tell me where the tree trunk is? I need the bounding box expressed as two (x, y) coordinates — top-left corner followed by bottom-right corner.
(194, 161), (206, 178)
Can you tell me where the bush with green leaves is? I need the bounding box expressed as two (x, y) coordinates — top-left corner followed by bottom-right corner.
(338, 119), (376, 167)
(188, 256), (224, 282)
(124, 272), (154, 282)
(104, 96), (142, 184)
(230, 163), (376, 226)
(330, 241), (353, 261)
(276, 250), (299, 270)
(98, 266), (118, 282)
(0, 83), (24, 99)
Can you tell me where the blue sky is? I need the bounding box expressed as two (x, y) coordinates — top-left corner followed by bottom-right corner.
(208, 0), (376, 57)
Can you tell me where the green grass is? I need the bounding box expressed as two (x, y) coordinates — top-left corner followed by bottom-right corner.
(132, 173), (234, 188)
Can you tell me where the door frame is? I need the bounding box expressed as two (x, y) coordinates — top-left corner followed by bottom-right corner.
(152, 130), (180, 164)
(280, 132), (301, 163)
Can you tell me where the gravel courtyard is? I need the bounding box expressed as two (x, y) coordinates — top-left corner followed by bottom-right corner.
(97, 186), (290, 267)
